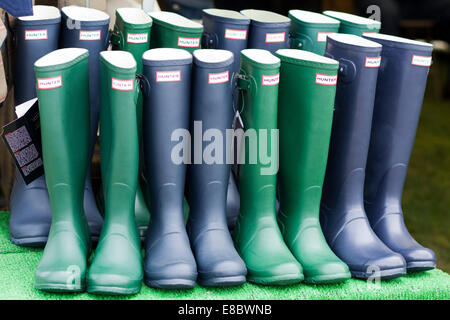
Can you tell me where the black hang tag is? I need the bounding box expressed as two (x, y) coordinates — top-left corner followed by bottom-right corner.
(1, 99), (44, 184)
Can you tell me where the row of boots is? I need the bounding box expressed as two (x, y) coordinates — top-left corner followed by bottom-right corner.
(7, 5), (436, 294)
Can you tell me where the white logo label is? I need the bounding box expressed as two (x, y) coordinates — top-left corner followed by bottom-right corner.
(111, 78), (134, 91)
(411, 55), (432, 67)
(262, 74), (280, 86)
(127, 33), (148, 43)
(315, 73), (337, 85)
(265, 32), (285, 43)
(362, 32), (377, 36)
(365, 56), (381, 68)
(37, 76), (62, 89)
(208, 71), (229, 84)
(177, 37), (200, 48)
(79, 30), (101, 41)
(224, 29), (247, 40)
(25, 29), (48, 40)
(317, 32), (335, 42)
(156, 70), (181, 82)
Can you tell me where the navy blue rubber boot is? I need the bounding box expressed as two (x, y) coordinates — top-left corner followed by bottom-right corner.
(60, 6), (110, 239)
(9, 6), (60, 247)
(240, 9), (290, 54)
(321, 34), (406, 280)
(142, 49), (197, 289)
(187, 49), (247, 287)
(362, 33), (436, 272)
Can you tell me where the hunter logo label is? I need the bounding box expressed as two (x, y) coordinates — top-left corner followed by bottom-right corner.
(127, 32), (148, 43)
(79, 30), (101, 41)
(111, 78), (134, 91)
(156, 70), (181, 82)
(208, 71), (229, 84)
(365, 56), (381, 68)
(265, 32), (285, 43)
(262, 74), (280, 86)
(177, 37), (200, 48)
(25, 29), (48, 40)
(317, 32), (334, 42)
(224, 29), (247, 40)
(37, 76), (62, 89)
(315, 73), (337, 85)
(411, 55), (432, 67)
(362, 32), (377, 36)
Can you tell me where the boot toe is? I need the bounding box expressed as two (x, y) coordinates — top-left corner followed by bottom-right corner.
(198, 259), (247, 287)
(248, 261), (304, 285)
(304, 261), (351, 284)
(144, 261), (197, 289)
(362, 254), (406, 280)
(87, 273), (142, 295)
(400, 247), (436, 271)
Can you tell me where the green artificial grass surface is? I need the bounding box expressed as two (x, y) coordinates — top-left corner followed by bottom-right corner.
(0, 211), (449, 300)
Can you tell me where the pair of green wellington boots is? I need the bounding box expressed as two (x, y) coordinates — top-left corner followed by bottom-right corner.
(34, 48), (142, 294)
(233, 48), (351, 284)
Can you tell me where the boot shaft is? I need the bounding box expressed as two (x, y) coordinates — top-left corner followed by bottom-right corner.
(112, 8), (153, 74)
(240, 9), (290, 53)
(148, 11), (203, 54)
(288, 10), (340, 55)
(322, 11), (381, 36)
(322, 34), (382, 213)
(201, 9), (250, 73)
(14, 5), (61, 105)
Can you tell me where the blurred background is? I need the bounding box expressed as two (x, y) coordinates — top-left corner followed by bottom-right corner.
(0, 0), (448, 272)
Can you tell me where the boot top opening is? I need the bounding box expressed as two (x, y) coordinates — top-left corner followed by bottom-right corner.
(203, 9), (249, 21)
(327, 33), (382, 48)
(363, 33), (433, 47)
(241, 49), (280, 65)
(193, 49), (233, 64)
(18, 5), (61, 21)
(323, 11), (381, 28)
(143, 48), (192, 62)
(62, 5), (109, 22)
(100, 51), (136, 69)
(276, 49), (338, 64)
(240, 9), (290, 24)
(149, 11), (202, 29)
(117, 8), (152, 25)
(289, 10), (339, 25)
(35, 48), (88, 67)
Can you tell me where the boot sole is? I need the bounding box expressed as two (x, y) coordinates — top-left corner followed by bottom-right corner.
(10, 235), (99, 247)
(34, 282), (86, 293)
(351, 267), (406, 280)
(87, 284), (141, 295)
(144, 278), (196, 289)
(198, 275), (246, 287)
(304, 272), (351, 284)
(406, 261), (436, 272)
(247, 273), (304, 286)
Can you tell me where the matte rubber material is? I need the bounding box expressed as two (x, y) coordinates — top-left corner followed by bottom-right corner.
(149, 11), (203, 54)
(322, 11), (381, 36)
(233, 49), (303, 285)
(276, 49), (351, 284)
(34, 49), (92, 292)
(87, 51), (142, 295)
(362, 34), (436, 272)
(321, 35), (406, 280)
(187, 50), (247, 287)
(288, 10), (340, 55)
(240, 9), (291, 53)
(142, 49), (197, 289)
(111, 8), (152, 239)
(60, 6), (110, 240)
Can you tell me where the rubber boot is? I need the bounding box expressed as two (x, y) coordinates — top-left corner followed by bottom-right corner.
(276, 49), (351, 284)
(201, 8), (251, 228)
(240, 9), (290, 54)
(34, 48), (91, 292)
(362, 33), (436, 272)
(288, 10), (340, 55)
(233, 49), (303, 285)
(111, 7), (153, 239)
(142, 48), (197, 289)
(9, 5), (60, 247)
(187, 49), (247, 287)
(321, 34), (406, 280)
(87, 51), (142, 295)
(148, 11), (203, 54)
(60, 5), (110, 240)
(322, 11), (381, 36)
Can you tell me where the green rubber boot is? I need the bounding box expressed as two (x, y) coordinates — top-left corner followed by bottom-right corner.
(87, 51), (142, 295)
(34, 48), (91, 292)
(288, 10), (340, 55)
(111, 7), (153, 239)
(275, 49), (351, 284)
(233, 49), (303, 285)
(322, 11), (381, 36)
(148, 11), (203, 54)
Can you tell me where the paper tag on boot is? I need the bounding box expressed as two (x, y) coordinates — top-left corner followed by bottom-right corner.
(1, 98), (44, 184)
